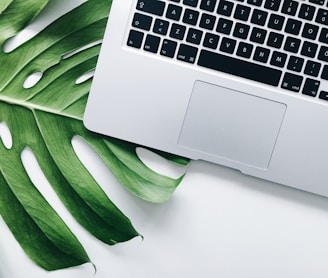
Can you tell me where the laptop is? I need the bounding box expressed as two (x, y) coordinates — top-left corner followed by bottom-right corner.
(84, 0), (328, 197)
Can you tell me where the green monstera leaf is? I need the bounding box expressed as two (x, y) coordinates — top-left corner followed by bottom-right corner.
(0, 0), (189, 271)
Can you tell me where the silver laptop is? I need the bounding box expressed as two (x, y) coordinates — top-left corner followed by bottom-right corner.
(84, 0), (328, 197)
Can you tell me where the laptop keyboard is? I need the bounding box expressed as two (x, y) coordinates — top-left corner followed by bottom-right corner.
(126, 0), (328, 102)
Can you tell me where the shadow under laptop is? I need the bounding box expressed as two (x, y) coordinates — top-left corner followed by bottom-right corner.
(189, 159), (328, 214)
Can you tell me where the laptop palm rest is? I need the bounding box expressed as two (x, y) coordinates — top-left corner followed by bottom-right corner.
(178, 81), (287, 169)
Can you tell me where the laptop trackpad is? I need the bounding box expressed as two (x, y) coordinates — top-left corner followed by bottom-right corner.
(178, 81), (287, 169)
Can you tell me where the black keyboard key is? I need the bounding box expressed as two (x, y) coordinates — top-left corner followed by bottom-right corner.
(281, 72), (303, 92)
(309, 0), (324, 5)
(233, 23), (250, 39)
(298, 4), (316, 21)
(160, 39), (177, 58)
(217, 1), (234, 16)
(281, 0), (299, 16)
(319, 28), (328, 44)
(144, 34), (161, 53)
(287, 56), (304, 72)
(200, 0), (216, 11)
(251, 9), (268, 26)
(250, 27), (267, 44)
(301, 41), (318, 58)
(253, 46), (270, 63)
(170, 23), (186, 40)
(132, 13), (153, 31)
(127, 30), (144, 49)
(268, 14), (285, 30)
(264, 0), (281, 11)
(234, 4), (251, 21)
(166, 4), (182, 20)
(267, 32), (284, 48)
(203, 33), (220, 49)
(198, 50), (282, 86)
(304, 60), (321, 77)
(247, 0), (263, 6)
(136, 0), (165, 16)
(284, 37), (301, 53)
(177, 44), (198, 63)
(183, 9), (200, 25)
(319, 91), (328, 101)
(321, 65), (328, 80)
(200, 13), (216, 30)
(316, 9), (328, 25)
(216, 18), (233, 35)
(270, 51), (287, 67)
(302, 78), (320, 97)
(153, 19), (169, 35)
(302, 23), (319, 40)
(285, 18), (302, 35)
(186, 28), (203, 45)
(220, 37), (237, 54)
(183, 0), (199, 7)
(318, 45), (328, 62)
(237, 42), (254, 58)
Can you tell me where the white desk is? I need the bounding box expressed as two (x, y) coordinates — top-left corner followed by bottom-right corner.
(2, 1), (328, 277)
(2, 156), (328, 278)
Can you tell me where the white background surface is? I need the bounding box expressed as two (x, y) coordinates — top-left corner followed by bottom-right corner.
(2, 1), (328, 277)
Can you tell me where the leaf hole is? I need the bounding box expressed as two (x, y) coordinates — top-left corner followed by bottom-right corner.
(62, 40), (102, 60)
(71, 136), (119, 185)
(3, 29), (36, 53)
(136, 147), (186, 179)
(71, 136), (135, 205)
(20, 147), (79, 227)
(0, 122), (12, 149)
(75, 70), (94, 85)
(21, 148), (59, 202)
(23, 72), (43, 89)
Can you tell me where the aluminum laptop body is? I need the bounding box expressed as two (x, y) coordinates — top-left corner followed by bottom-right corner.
(84, 0), (328, 197)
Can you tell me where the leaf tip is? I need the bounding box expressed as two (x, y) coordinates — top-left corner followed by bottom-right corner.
(91, 262), (97, 275)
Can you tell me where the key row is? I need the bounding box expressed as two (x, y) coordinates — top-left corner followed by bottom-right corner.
(132, 14), (328, 61)
(133, 9), (328, 44)
(216, 1), (328, 23)
(137, 0), (328, 25)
